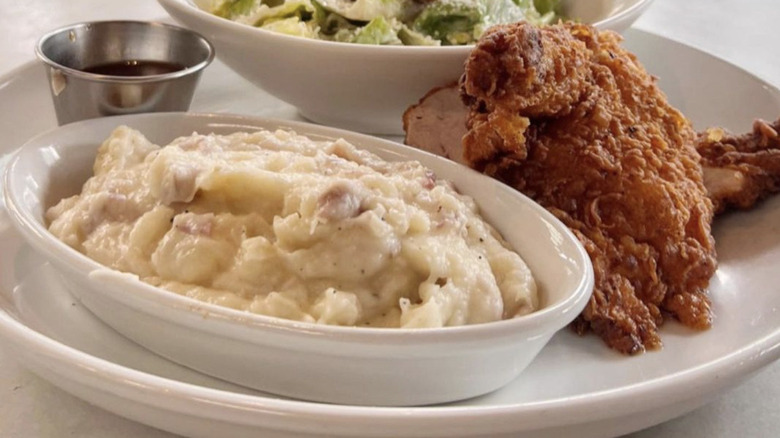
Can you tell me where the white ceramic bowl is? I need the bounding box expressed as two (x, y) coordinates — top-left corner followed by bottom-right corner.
(158, 0), (654, 135)
(3, 112), (593, 406)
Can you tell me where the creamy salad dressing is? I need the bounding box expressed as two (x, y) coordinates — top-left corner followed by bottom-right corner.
(210, 0), (561, 46)
(47, 126), (537, 328)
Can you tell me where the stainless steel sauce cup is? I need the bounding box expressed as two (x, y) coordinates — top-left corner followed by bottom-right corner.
(36, 21), (214, 125)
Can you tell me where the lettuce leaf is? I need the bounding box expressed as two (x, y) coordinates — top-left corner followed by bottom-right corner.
(412, 0), (484, 45)
(316, 0), (407, 22)
(312, 0), (357, 35)
(532, 0), (562, 16)
(212, 0), (261, 19)
(398, 25), (440, 46)
(248, 0), (315, 26)
(352, 16), (403, 44)
(260, 16), (319, 37)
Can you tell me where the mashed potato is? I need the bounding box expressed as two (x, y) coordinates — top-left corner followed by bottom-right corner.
(47, 126), (537, 328)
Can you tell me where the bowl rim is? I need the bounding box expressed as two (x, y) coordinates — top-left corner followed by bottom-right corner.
(2, 112), (594, 344)
(35, 20), (216, 84)
(158, 0), (654, 52)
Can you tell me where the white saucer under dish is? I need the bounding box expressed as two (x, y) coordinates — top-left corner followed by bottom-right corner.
(1, 29), (780, 438)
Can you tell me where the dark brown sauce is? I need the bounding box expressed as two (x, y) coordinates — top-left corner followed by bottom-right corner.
(82, 60), (185, 77)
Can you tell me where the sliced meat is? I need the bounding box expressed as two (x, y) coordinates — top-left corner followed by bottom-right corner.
(403, 83), (468, 165)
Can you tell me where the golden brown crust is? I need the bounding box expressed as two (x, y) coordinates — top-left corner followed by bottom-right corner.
(460, 22), (717, 354)
(697, 119), (780, 213)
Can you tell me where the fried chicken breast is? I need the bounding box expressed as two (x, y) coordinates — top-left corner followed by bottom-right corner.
(406, 22), (726, 354)
(459, 22), (719, 354)
(404, 21), (780, 354)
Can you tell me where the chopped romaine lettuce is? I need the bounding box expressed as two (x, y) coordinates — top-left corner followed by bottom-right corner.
(213, 0), (260, 19)
(532, 0), (562, 16)
(260, 16), (318, 37)
(352, 17), (403, 44)
(485, 0), (527, 27)
(398, 25), (440, 46)
(242, 0), (314, 27)
(485, 0), (555, 28)
(312, 0), (357, 35)
(211, 0), (563, 45)
(316, 0), (406, 22)
(511, 0), (558, 24)
(412, 0), (484, 46)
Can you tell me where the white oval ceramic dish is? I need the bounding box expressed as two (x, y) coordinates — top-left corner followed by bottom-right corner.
(3, 112), (593, 406)
(1, 28), (780, 438)
(157, 0), (654, 135)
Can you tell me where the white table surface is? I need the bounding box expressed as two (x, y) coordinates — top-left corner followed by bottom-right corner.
(0, 1), (778, 437)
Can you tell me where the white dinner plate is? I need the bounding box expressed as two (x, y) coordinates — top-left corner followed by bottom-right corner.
(1, 29), (780, 438)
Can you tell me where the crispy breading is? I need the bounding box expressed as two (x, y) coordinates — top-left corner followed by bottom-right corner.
(459, 22), (717, 354)
(698, 119), (780, 213)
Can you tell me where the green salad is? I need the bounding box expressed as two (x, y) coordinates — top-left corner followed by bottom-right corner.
(211, 0), (562, 45)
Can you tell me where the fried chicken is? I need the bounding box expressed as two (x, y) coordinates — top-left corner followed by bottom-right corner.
(458, 22), (720, 354)
(404, 22), (780, 354)
(698, 119), (780, 213)
(406, 90), (780, 355)
(403, 22), (716, 354)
